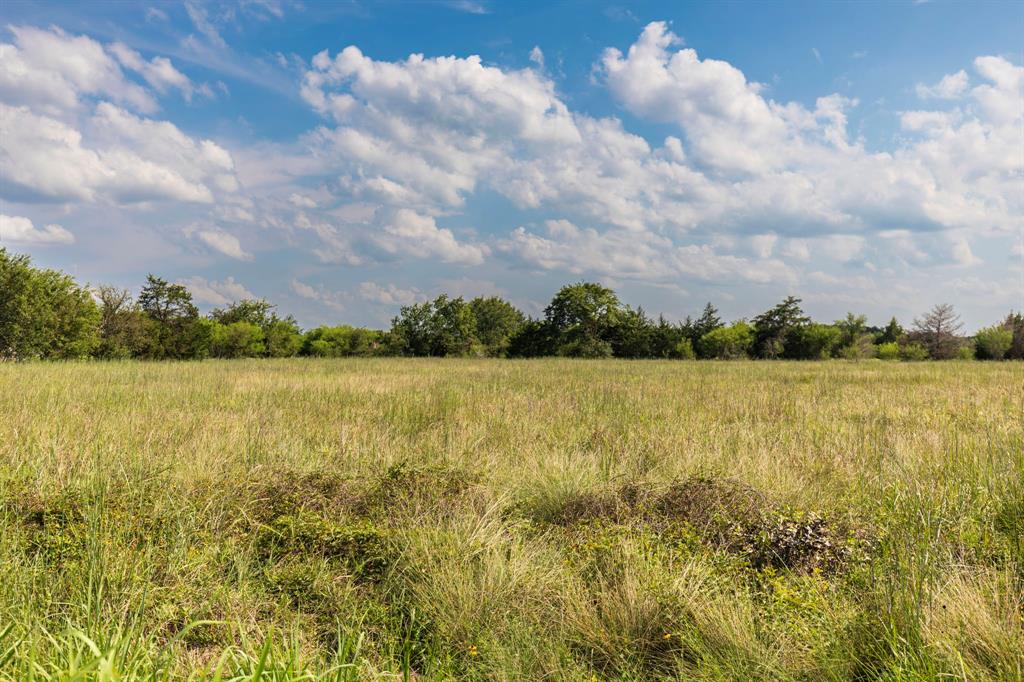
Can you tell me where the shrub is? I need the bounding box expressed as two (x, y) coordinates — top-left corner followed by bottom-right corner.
(302, 326), (384, 357)
(209, 321), (265, 358)
(974, 325), (1013, 360)
(784, 323), (842, 360)
(899, 343), (930, 361)
(697, 322), (753, 359)
(672, 338), (696, 360)
(876, 342), (900, 361)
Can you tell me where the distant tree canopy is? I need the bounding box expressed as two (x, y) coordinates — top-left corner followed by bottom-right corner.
(0, 249), (1019, 362)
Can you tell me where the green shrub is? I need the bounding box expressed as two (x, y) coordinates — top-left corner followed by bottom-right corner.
(697, 321), (753, 359)
(974, 325), (1013, 360)
(876, 342), (900, 361)
(898, 343), (930, 361)
(256, 512), (391, 582)
(672, 338), (696, 360)
(209, 321), (265, 358)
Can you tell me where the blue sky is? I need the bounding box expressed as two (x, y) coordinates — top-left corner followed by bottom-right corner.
(1, 0), (1021, 330)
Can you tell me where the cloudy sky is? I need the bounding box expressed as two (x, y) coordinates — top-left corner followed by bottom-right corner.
(1, 0), (1021, 330)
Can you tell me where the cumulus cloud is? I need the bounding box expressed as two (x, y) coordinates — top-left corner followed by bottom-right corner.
(0, 19), (1020, 321)
(0, 103), (236, 204)
(372, 209), (486, 265)
(916, 70), (969, 99)
(290, 278), (347, 310)
(359, 281), (422, 306)
(0, 25), (157, 114)
(187, 226), (252, 260)
(0, 214), (75, 245)
(501, 219), (796, 285)
(289, 23), (1020, 292)
(177, 276), (255, 306)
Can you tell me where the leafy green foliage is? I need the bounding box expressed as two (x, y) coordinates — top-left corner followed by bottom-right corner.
(209, 320), (266, 358)
(974, 324), (1013, 360)
(137, 275), (209, 359)
(0, 248), (99, 359)
(0, 249), (1019, 364)
(468, 296), (525, 357)
(697, 321), (754, 359)
(302, 326), (384, 357)
(752, 296), (810, 359)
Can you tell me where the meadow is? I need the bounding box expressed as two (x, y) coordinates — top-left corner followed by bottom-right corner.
(0, 359), (1021, 680)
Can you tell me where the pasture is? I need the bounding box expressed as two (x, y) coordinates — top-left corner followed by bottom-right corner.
(0, 359), (1021, 680)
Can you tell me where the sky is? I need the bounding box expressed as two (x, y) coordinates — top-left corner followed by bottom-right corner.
(0, 0), (1022, 331)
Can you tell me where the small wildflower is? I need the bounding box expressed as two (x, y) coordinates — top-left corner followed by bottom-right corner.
(662, 632), (672, 640)
(468, 644), (478, 657)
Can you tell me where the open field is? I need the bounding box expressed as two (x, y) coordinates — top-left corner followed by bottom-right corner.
(0, 359), (1022, 680)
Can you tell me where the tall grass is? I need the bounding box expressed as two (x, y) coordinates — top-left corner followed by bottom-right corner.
(0, 359), (1021, 680)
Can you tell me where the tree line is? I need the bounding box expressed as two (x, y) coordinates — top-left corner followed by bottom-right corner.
(2, 248), (1022, 362)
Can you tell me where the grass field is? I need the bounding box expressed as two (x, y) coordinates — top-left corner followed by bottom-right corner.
(0, 359), (1022, 680)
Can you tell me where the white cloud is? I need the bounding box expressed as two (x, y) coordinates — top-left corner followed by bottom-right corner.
(0, 102), (237, 204)
(188, 226), (252, 260)
(290, 278), (347, 310)
(289, 193), (317, 208)
(278, 23), (1021, 290)
(373, 208), (486, 265)
(916, 70), (968, 99)
(501, 219), (796, 285)
(177, 276), (255, 306)
(0, 214), (74, 245)
(949, 236), (981, 267)
(108, 42), (195, 101)
(359, 281), (422, 306)
(184, 1), (228, 49)
(750, 234), (778, 258)
(529, 46), (544, 69)
(781, 239), (811, 262)
(0, 25), (157, 114)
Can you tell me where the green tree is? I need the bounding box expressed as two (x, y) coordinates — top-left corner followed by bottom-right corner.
(209, 299), (276, 327)
(974, 325), (1013, 360)
(650, 315), (688, 358)
(389, 300), (433, 356)
(210, 299), (301, 358)
(876, 317), (905, 345)
(429, 295), (478, 356)
(693, 302), (723, 340)
(835, 313), (875, 359)
(784, 323), (842, 360)
(264, 319), (303, 357)
(209, 321), (265, 358)
(507, 319), (558, 357)
(697, 321), (754, 359)
(468, 297), (525, 357)
(752, 296), (810, 359)
(302, 326), (385, 357)
(610, 306), (655, 358)
(545, 282), (622, 357)
(137, 276), (209, 359)
(0, 249), (99, 359)
(1003, 312), (1024, 360)
(876, 342), (900, 361)
(94, 286), (148, 359)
